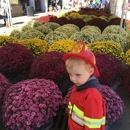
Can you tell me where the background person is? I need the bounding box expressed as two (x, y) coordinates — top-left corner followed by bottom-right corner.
(0, 0), (8, 25)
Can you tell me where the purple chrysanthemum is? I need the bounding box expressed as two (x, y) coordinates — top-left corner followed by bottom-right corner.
(95, 53), (122, 86)
(2, 78), (63, 130)
(30, 51), (68, 87)
(0, 43), (34, 78)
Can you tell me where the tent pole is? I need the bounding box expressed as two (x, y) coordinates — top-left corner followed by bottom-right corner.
(6, 0), (13, 28)
(119, 0), (126, 34)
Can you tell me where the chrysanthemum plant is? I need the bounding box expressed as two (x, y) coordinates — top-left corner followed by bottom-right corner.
(0, 36), (19, 47)
(54, 26), (78, 38)
(18, 38), (50, 57)
(102, 25), (128, 38)
(2, 78), (63, 130)
(70, 32), (95, 44)
(35, 25), (53, 36)
(119, 67), (130, 96)
(48, 39), (76, 54)
(87, 41), (125, 63)
(44, 31), (68, 45)
(30, 52), (69, 94)
(95, 53), (122, 86)
(20, 29), (45, 40)
(43, 22), (61, 31)
(96, 33), (126, 51)
(62, 24), (80, 31)
(125, 49), (130, 66)
(0, 43), (34, 83)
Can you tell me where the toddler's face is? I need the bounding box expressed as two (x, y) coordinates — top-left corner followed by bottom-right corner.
(66, 62), (93, 86)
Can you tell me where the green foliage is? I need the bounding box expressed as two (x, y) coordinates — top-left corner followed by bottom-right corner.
(10, 29), (22, 39)
(81, 25), (101, 33)
(55, 26), (78, 37)
(62, 24), (80, 31)
(20, 29), (45, 40)
(70, 32), (95, 44)
(43, 22), (61, 30)
(44, 31), (68, 45)
(96, 33), (126, 51)
(35, 25), (53, 35)
(30, 20), (42, 28)
(21, 24), (32, 32)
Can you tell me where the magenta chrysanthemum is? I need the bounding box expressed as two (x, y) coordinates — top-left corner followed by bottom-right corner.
(2, 78), (62, 130)
(30, 51), (68, 86)
(100, 84), (124, 125)
(119, 67), (130, 96)
(0, 43), (34, 77)
(95, 53), (122, 86)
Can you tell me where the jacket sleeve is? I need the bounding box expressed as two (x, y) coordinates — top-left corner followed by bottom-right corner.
(84, 88), (106, 130)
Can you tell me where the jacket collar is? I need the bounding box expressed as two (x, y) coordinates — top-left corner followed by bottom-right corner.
(76, 76), (100, 91)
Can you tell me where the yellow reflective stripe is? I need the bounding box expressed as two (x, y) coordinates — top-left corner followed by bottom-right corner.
(73, 105), (84, 119)
(68, 103), (105, 128)
(84, 116), (106, 128)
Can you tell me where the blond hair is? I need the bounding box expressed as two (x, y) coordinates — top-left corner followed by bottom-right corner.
(65, 58), (92, 71)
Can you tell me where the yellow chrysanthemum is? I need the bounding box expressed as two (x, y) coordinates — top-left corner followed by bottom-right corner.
(0, 36), (19, 46)
(18, 38), (49, 57)
(87, 41), (125, 62)
(125, 49), (130, 66)
(48, 39), (76, 54)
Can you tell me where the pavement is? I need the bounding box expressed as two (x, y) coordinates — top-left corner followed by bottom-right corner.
(0, 11), (61, 35)
(0, 10), (130, 36)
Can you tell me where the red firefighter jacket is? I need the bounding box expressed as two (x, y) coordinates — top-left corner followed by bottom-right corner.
(68, 76), (106, 130)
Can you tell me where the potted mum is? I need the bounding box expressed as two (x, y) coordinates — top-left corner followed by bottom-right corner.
(95, 53), (122, 87)
(96, 33), (126, 51)
(44, 31), (68, 45)
(2, 78), (63, 130)
(18, 38), (50, 57)
(54, 26), (78, 38)
(70, 32), (95, 44)
(30, 52), (69, 94)
(0, 36), (18, 47)
(100, 84), (124, 126)
(43, 22), (60, 30)
(0, 43), (34, 84)
(48, 39), (76, 54)
(87, 41), (125, 63)
(119, 67), (130, 96)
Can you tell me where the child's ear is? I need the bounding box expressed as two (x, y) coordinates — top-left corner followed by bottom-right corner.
(89, 67), (94, 75)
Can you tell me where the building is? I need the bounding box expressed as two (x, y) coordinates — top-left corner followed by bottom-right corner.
(10, 0), (48, 17)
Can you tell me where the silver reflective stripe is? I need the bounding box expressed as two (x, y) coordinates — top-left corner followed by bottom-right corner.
(71, 111), (84, 126)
